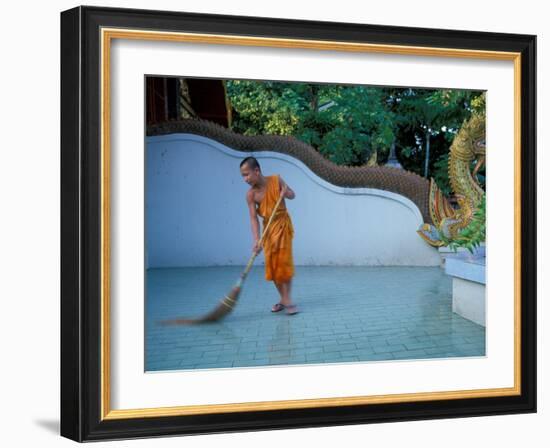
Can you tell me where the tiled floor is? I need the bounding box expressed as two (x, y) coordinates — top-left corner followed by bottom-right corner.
(145, 266), (485, 372)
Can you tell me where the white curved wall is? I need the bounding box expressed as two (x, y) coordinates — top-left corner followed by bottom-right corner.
(146, 133), (439, 267)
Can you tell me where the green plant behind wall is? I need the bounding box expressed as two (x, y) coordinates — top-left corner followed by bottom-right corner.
(442, 194), (486, 254)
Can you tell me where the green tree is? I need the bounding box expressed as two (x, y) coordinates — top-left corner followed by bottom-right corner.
(225, 79), (484, 187)
(226, 80), (307, 135)
(394, 89), (455, 178)
(393, 89), (484, 191)
(227, 81), (396, 166)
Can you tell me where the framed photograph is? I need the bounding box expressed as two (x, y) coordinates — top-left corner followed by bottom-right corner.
(60, 5), (536, 442)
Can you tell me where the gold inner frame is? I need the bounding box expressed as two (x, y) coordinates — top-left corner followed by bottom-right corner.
(100, 27), (522, 421)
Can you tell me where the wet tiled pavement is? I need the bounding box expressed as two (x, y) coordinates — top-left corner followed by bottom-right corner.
(145, 266), (485, 372)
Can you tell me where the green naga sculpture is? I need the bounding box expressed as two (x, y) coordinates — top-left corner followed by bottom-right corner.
(417, 112), (486, 247)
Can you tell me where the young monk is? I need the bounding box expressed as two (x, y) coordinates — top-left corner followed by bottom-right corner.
(239, 156), (298, 315)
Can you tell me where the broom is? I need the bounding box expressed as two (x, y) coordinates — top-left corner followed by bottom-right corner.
(159, 192), (285, 325)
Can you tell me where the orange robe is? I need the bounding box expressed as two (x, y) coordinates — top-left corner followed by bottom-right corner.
(257, 175), (295, 282)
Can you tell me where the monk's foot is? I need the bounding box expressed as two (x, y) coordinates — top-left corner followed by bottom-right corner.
(285, 304), (298, 315)
(271, 303), (285, 313)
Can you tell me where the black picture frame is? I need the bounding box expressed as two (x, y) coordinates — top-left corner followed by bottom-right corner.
(61, 5), (536, 442)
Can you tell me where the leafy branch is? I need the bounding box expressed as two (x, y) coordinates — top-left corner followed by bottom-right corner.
(441, 194), (486, 254)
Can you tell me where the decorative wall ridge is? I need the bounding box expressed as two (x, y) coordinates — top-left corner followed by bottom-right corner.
(147, 119), (432, 223)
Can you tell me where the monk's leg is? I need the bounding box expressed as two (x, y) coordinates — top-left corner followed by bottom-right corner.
(272, 279), (297, 313)
(273, 281), (284, 302)
(273, 280), (292, 305)
(270, 281), (285, 311)
(279, 279), (293, 307)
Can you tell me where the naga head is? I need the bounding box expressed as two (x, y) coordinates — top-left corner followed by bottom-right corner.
(468, 112), (486, 179)
(451, 112), (486, 160)
(469, 112), (486, 159)
(450, 112), (486, 180)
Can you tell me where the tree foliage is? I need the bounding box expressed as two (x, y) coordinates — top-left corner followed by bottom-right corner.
(225, 79), (485, 192)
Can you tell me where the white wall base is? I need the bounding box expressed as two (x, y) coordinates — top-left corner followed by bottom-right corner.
(452, 278), (486, 327)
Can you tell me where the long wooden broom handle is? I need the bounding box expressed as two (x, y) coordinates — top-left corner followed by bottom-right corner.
(242, 193), (285, 275)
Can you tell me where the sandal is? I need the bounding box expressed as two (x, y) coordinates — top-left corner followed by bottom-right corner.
(285, 304), (299, 315)
(271, 303), (285, 313)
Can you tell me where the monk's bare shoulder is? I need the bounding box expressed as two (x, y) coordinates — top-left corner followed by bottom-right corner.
(245, 188), (254, 204)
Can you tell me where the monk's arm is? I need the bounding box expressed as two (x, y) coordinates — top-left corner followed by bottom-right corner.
(246, 190), (261, 246)
(279, 176), (295, 200)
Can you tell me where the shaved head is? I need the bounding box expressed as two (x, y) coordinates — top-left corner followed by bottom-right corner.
(240, 156), (261, 172)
